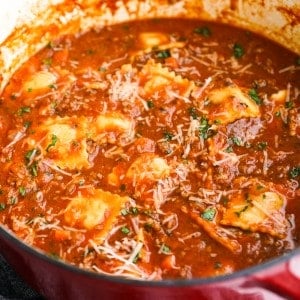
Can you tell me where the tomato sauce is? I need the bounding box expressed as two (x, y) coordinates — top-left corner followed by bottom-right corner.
(0, 18), (299, 280)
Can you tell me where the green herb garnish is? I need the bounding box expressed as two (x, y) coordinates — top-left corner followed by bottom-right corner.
(131, 207), (139, 215)
(25, 149), (37, 163)
(201, 207), (216, 221)
(156, 49), (171, 59)
(188, 107), (198, 119)
(46, 134), (58, 152)
(163, 131), (174, 141)
(18, 106), (31, 116)
(194, 26), (211, 37)
(214, 262), (222, 269)
(199, 117), (213, 140)
(257, 141), (267, 150)
(235, 205), (249, 217)
(29, 161), (38, 177)
(147, 100), (154, 109)
(120, 208), (129, 216)
(24, 121), (32, 129)
(161, 244), (171, 254)
(230, 136), (242, 146)
(43, 57), (52, 66)
(289, 166), (300, 179)
(233, 43), (245, 58)
(285, 101), (294, 109)
(249, 88), (262, 105)
(19, 186), (26, 196)
(121, 226), (130, 235)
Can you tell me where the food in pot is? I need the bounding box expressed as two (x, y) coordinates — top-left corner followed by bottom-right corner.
(0, 18), (299, 280)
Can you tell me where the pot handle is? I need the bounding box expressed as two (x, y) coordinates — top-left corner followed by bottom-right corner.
(254, 255), (300, 299)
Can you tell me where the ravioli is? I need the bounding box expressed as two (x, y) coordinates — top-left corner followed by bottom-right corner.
(25, 116), (90, 170)
(206, 86), (261, 124)
(221, 190), (288, 238)
(140, 60), (195, 100)
(64, 188), (129, 241)
(24, 112), (135, 171)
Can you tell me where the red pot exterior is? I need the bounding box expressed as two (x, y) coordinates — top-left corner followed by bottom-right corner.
(1, 228), (300, 300)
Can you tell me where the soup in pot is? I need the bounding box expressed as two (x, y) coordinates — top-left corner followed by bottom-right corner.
(0, 18), (299, 279)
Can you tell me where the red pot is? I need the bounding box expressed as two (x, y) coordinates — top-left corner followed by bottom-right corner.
(0, 1), (299, 299)
(1, 226), (300, 300)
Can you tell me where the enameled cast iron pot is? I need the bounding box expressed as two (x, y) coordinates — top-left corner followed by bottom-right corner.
(0, 1), (300, 299)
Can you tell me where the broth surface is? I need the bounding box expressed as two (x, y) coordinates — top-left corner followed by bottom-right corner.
(0, 18), (300, 279)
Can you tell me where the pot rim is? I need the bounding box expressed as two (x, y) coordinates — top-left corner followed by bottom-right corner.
(1, 225), (299, 287)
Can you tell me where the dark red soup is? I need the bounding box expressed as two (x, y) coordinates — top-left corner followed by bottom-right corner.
(0, 18), (300, 280)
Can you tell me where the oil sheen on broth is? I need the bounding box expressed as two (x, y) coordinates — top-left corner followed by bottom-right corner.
(0, 18), (299, 280)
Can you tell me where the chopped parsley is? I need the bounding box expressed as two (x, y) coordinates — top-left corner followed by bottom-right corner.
(42, 57), (52, 66)
(24, 121), (32, 129)
(10, 93), (17, 100)
(188, 107), (199, 119)
(257, 141), (267, 150)
(285, 101), (294, 109)
(225, 146), (233, 153)
(86, 49), (95, 55)
(220, 196), (229, 207)
(48, 84), (57, 90)
(25, 149), (37, 163)
(131, 207), (139, 215)
(19, 186), (26, 196)
(233, 43), (245, 58)
(230, 136), (242, 146)
(46, 134), (58, 152)
(289, 166), (300, 179)
(24, 149), (39, 177)
(0, 203), (6, 211)
(199, 117), (213, 140)
(120, 208), (129, 216)
(147, 100), (154, 108)
(214, 261), (222, 269)
(9, 197), (16, 205)
(120, 226), (130, 235)
(29, 162), (38, 177)
(121, 207), (139, 216)
(18, 106), (31, 116)
(194, 26), (211, 37)
(235, 205), (249, 217)
(163, 131), (174, 141)
(201, 207), (216, 221)
(248, 88), (262, 105)
(156, 49), (171, 59)
(119, 184), (126, 191)
(144, 223), (153, 232)
(161, 244), (171, 254)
